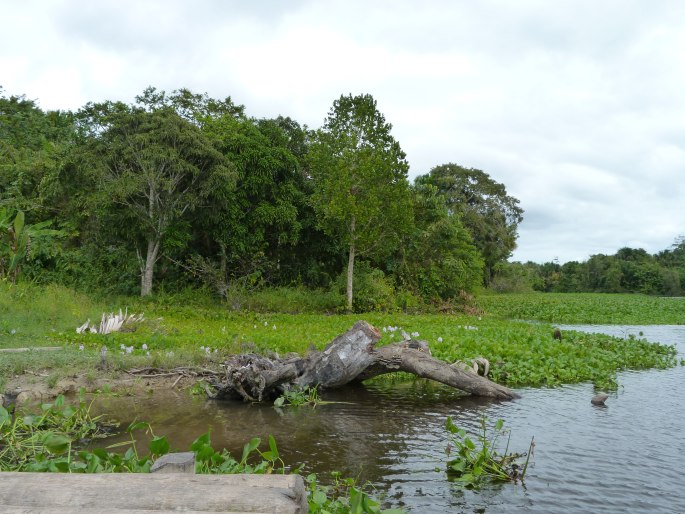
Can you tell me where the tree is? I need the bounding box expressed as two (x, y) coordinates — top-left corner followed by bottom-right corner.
(397, 181), (484, 300)
(308, 94), (412, 311)
(0, 209), (63, 283)
(78, 96), (234, 296)
(417, 164), (523, 283)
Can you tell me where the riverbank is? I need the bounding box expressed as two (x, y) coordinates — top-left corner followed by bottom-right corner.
(1, 284), (681, 404)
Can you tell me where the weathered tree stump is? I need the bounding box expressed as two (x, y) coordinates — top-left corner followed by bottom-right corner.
(211, 321), (517, 401)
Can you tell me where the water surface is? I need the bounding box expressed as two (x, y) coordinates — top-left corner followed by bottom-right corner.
(95, 325), (685, 513)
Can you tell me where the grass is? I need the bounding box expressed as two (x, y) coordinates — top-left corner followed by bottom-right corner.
(0, 284), (680, 392)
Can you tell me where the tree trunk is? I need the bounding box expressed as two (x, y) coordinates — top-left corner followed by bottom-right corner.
(141, 239), (160, 297)
(210, 321), (517, 402)
(346, 243), (355, 313)
(346, 217), (356, 313)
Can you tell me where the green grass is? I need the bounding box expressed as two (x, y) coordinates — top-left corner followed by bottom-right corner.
(0, 285), (680, 391)
(478, 292), (685, 324)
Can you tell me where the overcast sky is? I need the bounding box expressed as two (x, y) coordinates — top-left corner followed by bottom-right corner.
(2, 0), (684, 263)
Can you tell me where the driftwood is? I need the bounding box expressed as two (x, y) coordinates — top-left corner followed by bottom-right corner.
(211, 321), (517, 402)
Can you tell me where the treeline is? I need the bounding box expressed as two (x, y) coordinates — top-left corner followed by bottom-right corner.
(0, 87), (522, 310)
(493, 241), (685, 296)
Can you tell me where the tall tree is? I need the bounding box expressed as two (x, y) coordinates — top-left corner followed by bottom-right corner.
(417, 164), (523, 283)
(396, 182), (484, 300)
(308, 94), (412, 311)
(78, 97), (234, 296)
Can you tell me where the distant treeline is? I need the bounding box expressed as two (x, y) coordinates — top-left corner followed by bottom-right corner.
(493, 241), (685, 296)
(0, 86), (523, 310)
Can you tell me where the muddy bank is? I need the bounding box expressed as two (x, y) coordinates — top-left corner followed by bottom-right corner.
(2, 371), (200, 408)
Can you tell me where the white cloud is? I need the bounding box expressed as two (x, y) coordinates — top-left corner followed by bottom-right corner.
(2, 0), (685, 263)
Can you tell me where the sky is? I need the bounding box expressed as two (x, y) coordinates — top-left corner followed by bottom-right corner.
(2, 0), (684, 263)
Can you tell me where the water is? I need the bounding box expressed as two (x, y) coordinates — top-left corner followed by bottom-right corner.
(94, 325), (685, 513)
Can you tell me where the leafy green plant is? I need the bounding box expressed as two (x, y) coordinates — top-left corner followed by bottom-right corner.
(444, 416), (533, 489)
(306, 472), (405, 514)
(274, 385), (326, 407)
(0, 393), (117, 471)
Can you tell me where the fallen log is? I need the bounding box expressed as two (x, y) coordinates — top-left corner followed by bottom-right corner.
(211, 321), (517, 402)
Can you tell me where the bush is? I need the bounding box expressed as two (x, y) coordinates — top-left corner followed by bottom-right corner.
(334, 262), (396, 312)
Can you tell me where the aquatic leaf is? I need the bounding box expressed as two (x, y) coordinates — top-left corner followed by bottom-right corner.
(190, 432), (211, 451)
(268, 434), (279, 460)
(241, 437), (261, 464)
(494, 419), (504, 431)
(127, 420), (149, 433)
(43, 433), (71, 454)
(149, 436), (170, 456)
(274, 396), (285, 407)
(0, 406), (9, 427)
(312, 489), (327, 505)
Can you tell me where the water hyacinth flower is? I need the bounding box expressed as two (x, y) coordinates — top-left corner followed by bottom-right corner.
(125, 346), (133, 354)
(79, 344), (85, 351)
(142, 343), (148, 350)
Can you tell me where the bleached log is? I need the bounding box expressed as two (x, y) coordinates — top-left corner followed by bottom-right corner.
(212, 321), (517, 401)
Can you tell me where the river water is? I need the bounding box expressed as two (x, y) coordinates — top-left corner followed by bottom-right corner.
(95, 325), (685, 513)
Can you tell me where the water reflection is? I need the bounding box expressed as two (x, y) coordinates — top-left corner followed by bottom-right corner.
(94, 325), (685, 513)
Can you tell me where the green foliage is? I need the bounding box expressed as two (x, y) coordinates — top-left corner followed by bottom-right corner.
(306, 471), (403, 514)
(0, 209), (64, 283)
(1, 285), (678, 391)
(274, 385), (326, 407)
(0, 394), (117, 471)
(445, 416), (533, 488)
(417, 164), (523, 284)
(478, 292), (685, 324)
(502, 238), (685, 296)
(334, 262), (397, 312)
(0, 398), (404, 512)
(309, 93), (413, 311)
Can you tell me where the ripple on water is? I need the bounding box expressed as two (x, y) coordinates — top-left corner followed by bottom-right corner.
(90, 325), (685, 513)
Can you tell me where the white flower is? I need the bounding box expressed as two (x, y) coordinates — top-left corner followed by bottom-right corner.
(264, 321), (268, 326)
(272, 325), (277, 330)
(125, 346), (133, 354)
(200, 345), (206, 351)
(10, 329), (16, 335)
(166, 351), (174, 357)
(437, 337), (443, 343)
(253, 325), (257, 329)
(146, 351), (150, 356)
(214, 349), (218, 353)
(142, 343), (148, 350)
(79, 344), (85, 351)
(120, 344), (126, 350)
(382, 327), (387, 332)
(411, 332), (419, 338)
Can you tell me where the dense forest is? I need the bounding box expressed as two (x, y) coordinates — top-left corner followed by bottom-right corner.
(0, 86), (521, 310)
(1, 86), (682, 309)
(495, 241), (685, 296)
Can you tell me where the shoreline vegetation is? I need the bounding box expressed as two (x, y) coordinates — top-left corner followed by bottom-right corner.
(1, 284), (681, 404)
(1, 283), (681, 511)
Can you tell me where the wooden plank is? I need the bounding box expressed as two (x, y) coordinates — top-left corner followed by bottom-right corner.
(0, 472), (308, 513)
(0, 347), (63, 353)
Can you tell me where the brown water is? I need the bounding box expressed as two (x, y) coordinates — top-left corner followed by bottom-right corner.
(94, 325), (685, 513)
